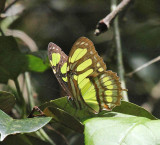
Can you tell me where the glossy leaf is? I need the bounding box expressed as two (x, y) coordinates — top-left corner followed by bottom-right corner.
(0, 36), (50, 84)
(40, 97), (94, 121)
(113, 101), (156, 120)
(0, 91), (15, 113)
(40, 97), (156, 121)
(26, 51), (50, 72)
(0, 36), (27, 83)
(84, 114), (160, 145)
(43, 107), (84, 133)
(0, 109), (52, 141)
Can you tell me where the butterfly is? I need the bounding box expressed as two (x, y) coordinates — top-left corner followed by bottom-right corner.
(48, 37), (125, 113)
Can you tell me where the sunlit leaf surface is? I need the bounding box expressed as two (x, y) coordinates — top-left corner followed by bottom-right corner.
(84, 115), (160, 145)
(0, 110), (52, 141)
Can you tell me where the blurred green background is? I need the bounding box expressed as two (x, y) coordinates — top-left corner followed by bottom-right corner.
(0, 0), (160, 144)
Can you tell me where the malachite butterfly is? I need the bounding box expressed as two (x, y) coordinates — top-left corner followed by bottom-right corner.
(48, 37), (126, 113)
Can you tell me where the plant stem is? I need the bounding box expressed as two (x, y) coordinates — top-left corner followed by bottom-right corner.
(95, 0), (132, 35)
(25, 73), (55, 145)
(38, 128), (56, 145)
(14, 78), (26, 117)
(25, 72), (35, 110)
(126, 56), (160, 77)
(111, 0), (129, 101)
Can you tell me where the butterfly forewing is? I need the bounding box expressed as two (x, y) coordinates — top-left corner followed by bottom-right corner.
(48, 42), (71, 96)
(68, 37), (106, 77)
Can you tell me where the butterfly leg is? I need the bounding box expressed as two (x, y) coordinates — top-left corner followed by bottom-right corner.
(28, 106), (45, 118)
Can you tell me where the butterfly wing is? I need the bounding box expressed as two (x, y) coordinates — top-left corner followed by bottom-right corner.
(48, 42), (71, 96)
(90, 71), (123, 111)
(68, 37), (106, 76)
(67, 37), (123, 112)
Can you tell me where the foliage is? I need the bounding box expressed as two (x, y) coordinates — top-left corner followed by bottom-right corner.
(0, 109), (51, 141)
(84, 115), (160, 145)
(0, 36), (49, 84)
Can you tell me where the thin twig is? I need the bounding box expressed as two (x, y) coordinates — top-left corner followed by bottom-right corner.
(94, 0), (132, 36)
(38, 128), (56, 145)
(14, 78), (26, 117)
(3, 0), (19, 13)
(5, 29), (38, 51)
(47, 125), (69, 145)
(126, 56), (160, 77)
(112, 0), (129, 101)
(25, 72), (35, 110)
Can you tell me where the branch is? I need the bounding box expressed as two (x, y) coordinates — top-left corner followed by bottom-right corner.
(3, 0), (19, 13)
(112, 0), (129, 101)
(13, 78), (26, 118)
(94, 0), (132, 36)
(25, 72), (35, 110)
(126, 56), (160, 77)
(5, 29), (38, 51)
(47, 125), (69, 145)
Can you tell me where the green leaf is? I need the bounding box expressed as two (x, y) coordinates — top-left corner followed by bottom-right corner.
(0, 109), (52, 141)
(26, 53), (49, 72)
(0, 36), (27, 83)
(39, 97), (94, 121)
(113, 101), (156, 120)
(0, 36), (50, 84)
(29, 50), (48, 62)
(40, 97), (156, 121)
(39, 97), (156, 134)
(0, 91), (15, 113)
(84, 114), (160, 145)
(43, 107), (84, 133)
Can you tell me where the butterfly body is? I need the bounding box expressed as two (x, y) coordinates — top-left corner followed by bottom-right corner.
(48, 37), (125, 113)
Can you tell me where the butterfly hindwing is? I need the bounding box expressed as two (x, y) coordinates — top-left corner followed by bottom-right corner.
(90, 71), (122, 111)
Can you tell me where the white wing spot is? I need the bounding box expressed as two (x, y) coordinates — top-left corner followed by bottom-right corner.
(94, 56), (97, 60)
(90, 51), (93, 54)
(53, 69), (56, 73)
(80, 42), (85, 45)
(84, 43), (88, 46)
